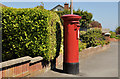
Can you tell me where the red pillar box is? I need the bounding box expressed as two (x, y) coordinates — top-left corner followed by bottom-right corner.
(61, 14), (81, 74)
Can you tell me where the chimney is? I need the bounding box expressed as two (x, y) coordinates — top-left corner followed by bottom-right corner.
(64, 3), (69, 10)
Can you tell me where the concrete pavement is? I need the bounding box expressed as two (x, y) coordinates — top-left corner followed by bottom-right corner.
(34, 42), (118, 77)
(79, 42), (118, 77)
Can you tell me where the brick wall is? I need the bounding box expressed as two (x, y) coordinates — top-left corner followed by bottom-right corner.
(0, 44), (110, 78)
(105, 36), (119, 42)
(0, 56), (44, 78)
(64, 3), (69, 10)
(0, 57), (31, 78)
(0, 53), (63, 78)
(79, 44), (110, 59)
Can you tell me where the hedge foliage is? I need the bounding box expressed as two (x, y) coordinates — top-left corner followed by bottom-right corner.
(80, 29), (107, 48)
(109, 31), (120, 39)
(2, 7), (63, 61)
(109, 31), (116, 38)
(79, 40), (87, 52)
(116, 26), (120, 34)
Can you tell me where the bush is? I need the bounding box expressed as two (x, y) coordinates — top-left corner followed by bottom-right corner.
(80, 29), (106, 48)
(105, 40), (110, 45)
(116, 35), (120, 39)
(109, 31), (120, 40)
(116, 26), (120, 34)
(2, 7), (63, 61)
(115, 35), (120, 39)
(79, 31), (86, 35)
(109, 31), (116, 38)
(79, 40), (87, 52)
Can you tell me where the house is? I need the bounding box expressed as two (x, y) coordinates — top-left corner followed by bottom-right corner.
(102, 28), (110, 34)
(102, 28), (110, 36)
(50, 3), (70, 11)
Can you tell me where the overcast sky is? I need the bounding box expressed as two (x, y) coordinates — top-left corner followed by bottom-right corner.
(1, 1), (119, 31)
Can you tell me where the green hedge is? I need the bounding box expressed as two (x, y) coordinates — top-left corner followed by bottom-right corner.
(109, 31), (116, 38)
(80, 29), (107, 47)
(2, 7), (63, 61)
(109, 31), (120, 39)
(116, 26), (120, 34)
(79, 40), (87, 52)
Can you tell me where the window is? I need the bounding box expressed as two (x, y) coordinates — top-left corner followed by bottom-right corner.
(58, 9), (61, 11)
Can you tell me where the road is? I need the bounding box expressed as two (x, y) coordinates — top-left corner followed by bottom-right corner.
(34, 42), (118, 77)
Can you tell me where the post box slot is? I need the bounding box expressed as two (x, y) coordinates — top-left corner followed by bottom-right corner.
(70, 21), (79, 24)
(76, 24), (80, 27)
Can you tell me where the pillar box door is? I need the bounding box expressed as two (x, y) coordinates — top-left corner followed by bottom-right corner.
(61, 14), (82, 74)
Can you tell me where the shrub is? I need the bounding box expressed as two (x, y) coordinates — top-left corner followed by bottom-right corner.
(116, 35), (120, 39)
(80, 29), (106, 48)
(2, 7), (63, 61)
(109, 31), (116, 38)
(79, 31), (86, 35)
(115, 35), (120, 39)
(104, 40), (110, 45)
(79, 40), (87, 52)
(116, 26), (120, 34)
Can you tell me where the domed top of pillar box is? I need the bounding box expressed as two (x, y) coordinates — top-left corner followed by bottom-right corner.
(61, 14), (82, 21)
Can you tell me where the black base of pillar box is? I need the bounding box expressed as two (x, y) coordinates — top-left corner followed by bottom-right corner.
(63, 62), (79, 74)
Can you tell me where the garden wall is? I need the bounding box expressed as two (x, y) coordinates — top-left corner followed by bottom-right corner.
(108, 38), (119, 42)
(0, 43), (110, 78)
(0, 53), (63, 78)
(105, 37), (119, 42)
(79, 44), (110, 59)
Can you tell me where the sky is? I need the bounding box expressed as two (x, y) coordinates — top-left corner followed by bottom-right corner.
(118, 2), (120, 26)
(1, 1), (119, 31)
(1, 0), (119, 2)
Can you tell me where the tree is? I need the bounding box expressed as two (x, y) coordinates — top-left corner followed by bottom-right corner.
(40, 2), (44, 7)
(74, 10), (93, 28)
(116, 26), (120, 34)
(90, 21), (102, 28)
(55, 9), (93, 28)
(36, 2), (44, 9)
(77, 8), (81, 12)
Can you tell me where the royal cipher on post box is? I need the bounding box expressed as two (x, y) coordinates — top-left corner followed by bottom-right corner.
(61, 14), (82, 74)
